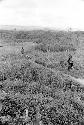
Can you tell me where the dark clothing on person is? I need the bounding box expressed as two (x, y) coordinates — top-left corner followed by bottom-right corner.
(21, 47), (24, 54)
(67, 55), (73, 71)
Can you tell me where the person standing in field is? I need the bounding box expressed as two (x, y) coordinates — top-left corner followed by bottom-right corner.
(67, 54), (73, 71)
(21, 46), (24, 54)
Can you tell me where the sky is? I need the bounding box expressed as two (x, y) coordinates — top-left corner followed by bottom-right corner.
(0, 0), (84, 30)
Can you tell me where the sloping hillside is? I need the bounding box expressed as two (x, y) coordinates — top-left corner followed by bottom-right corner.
(0, 29), (84, 125)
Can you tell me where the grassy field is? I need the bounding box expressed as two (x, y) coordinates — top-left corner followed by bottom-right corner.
(0, 29), (84, 125)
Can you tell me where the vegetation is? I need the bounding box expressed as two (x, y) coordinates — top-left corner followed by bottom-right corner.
(0, 29), (84, 125)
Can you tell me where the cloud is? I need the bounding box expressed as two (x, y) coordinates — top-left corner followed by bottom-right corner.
(0, 0), (84, 30)
(1, 0), (37, 9)
(0, 0), (5, 2)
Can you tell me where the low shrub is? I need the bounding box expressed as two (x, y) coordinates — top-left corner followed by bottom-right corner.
(35, 43), (76, 53)
(35, 44), (47, 53)
(35, 59), (46, 67)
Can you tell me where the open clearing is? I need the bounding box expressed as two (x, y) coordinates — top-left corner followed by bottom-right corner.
(0, 41), (36, 56)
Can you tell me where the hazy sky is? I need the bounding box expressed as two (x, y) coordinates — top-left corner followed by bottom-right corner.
(0, 0), (84, 30)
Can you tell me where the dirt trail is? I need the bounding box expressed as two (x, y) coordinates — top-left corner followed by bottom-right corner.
(71, 76), (84, 86)
(59, 71), (84, 86)
(62, 72), (84, 86)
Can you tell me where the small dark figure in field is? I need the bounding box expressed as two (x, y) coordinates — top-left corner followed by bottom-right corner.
(67, 54), (73, 71)
(21, 47), (24, 54)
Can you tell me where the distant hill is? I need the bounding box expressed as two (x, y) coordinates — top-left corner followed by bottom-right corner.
(0, 26), (84, 50)
(0, 28), (80, 44)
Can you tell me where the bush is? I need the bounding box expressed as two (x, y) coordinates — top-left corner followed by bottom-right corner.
(35, 42), (76, 53)
(63, 78), (73, 91)
(29, 68), (39, 82)
(0, 71), (7, 81)
(70, 100), (84, 115)
(35, 59), (46, 67)
(47, 44), (76, 52)
(35, 44), (47, 52)
(28, 104), (37, 122)
(1, 97), (20, 118)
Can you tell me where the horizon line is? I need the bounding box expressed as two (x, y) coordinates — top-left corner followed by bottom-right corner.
(0, 24), (83, 31)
